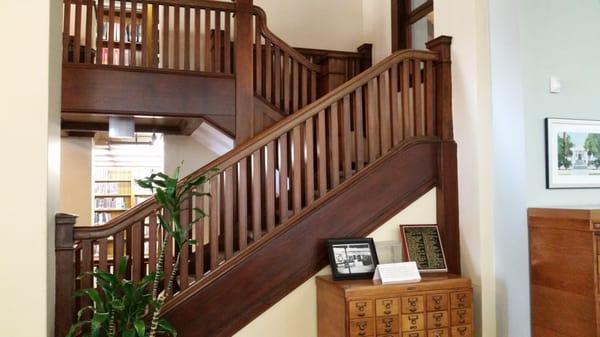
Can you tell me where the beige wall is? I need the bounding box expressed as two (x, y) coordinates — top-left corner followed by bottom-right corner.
(60, 137), (93, 226)
(362, 0), (392, 63)
(254, 0), (365, 51)
(0, 0), (62, 336)
(234, 189), (437, 337)
(164, 135), (220, 177)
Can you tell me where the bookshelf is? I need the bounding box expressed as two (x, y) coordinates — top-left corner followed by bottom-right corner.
(93, 168), (154, 225)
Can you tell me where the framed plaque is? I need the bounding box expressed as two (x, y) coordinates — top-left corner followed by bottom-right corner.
(400, 225), (447, 273)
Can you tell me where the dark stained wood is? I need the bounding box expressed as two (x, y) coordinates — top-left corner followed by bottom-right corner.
(62, 65), (235, 117)
(224, 167), (234, 259)
(366, 78), (379, 163)
(425, 60), (435, 136)
(413, 60), (423, 136)
(194, 8), (201, 71)
(204, 8), (211, 72)
(238, 158), (248, 250)
(274, 46), (281, 108)
(174, 5), (181, 70)
(84, 0), (93, 63)
(196, 184), (208, 276)
(214, 10), (222, 72)
(180, 195), (191, 290)
(390, 64), (401, 145)
(119, 0), (126, 66)
(283, 55), (291, 114)
(210, 176), (220, 270)
(184, 6), (190, 71)
(163, 139), (439, 337)
(108, 0), (115, 65)
(224, 11), (232, 74)
(329, 102), (340, 188)
(341, 95), (352, 180)
(63, 0), (72, 63)
(278, 134), (289, 223)
(317, 109), (327, 197)
(55, 213), (77, 337)
(401, 60), (412, 138)
(304, 117), (315, 205)
(74, 0), (82, 64)
(265, 40), (272, 103)
(528, 208), (600, 337)
(354, 87), (365, 170)
(163, 5), (170, 68)
(130, 0), (137, 67)
(149, 211), (158, 273)
(265, 142), (276, 231)
(131, 221), (143, 281)
(234, 1), (255, 143)
(251, 150), (262, 241)
(379, 72), (392, 154)
(292, 126), (302, 213)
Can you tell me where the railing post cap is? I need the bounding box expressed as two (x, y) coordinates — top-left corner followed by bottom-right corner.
(56, 213), (79, 225)
(426, 36), (453, 49)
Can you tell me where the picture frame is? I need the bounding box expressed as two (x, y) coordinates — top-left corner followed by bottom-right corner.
(546, 118), (600, 189)
(400, 225), (447, 273)
(326, 238), (379, 280)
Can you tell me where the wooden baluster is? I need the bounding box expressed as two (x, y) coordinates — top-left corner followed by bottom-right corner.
(214, 10), (222, 72)
(367, 78), (379, 163)
(304, 117), (315, 205)
(84, 0), (93, 63)
(148, 211), (157, 273)
(80, 241), (93, 315)
(114, 231), (125, 270)
(63, 0), (72, 63)
(317, 110), (327, 197)
(292, 61), (299, 111)
(311, 70), (317, 103)
(251, 150), (262, 241)
(425, 60), (435, 136)
(119, 0), (125, 65)
(402, 60), (412, 137)
(342, 95), (352, 179)
(414, 60), (424, 136)
(209, 175), (220, 270)
(98, 238), (108, 271)
(55, 214), (76, 337)
(379, 72), (392, 154)
(354, 87), (365, 170)
(274, 46), (281, 108)
(108, 0), (115, 65)
(152, 6), (159, 67)
(129, 0), (137, 66)
(194, 8), (200, 71)
(141, 1), (147, 66)
(278, 134), (289, 223)
(184, 6), (190, 71)
(224, 11), (231, 74)
(179, 196), (190, 290)
(94, 0), (103, 63)
(329, 103), (340, 188)
(237, 159), (248, 249)
(224, 167), (234, 259)
(173, 5), (180, 70)
(73, 0), (82, 64)
(283, 55), (291, 114)
(195, 184), (208, 278)
(204, 9), (212, 72)
(265, 40), (273, 103)
(254, 21), (262, 95)
(162, 5), (170, 69)
(390, 64), (401, 145)
(131, 221), (143, 281)
(265, 142), (276, 231)
(163, 213), (173, 291)
(292, 126), (302, 213)
(302, 67), (308, 108)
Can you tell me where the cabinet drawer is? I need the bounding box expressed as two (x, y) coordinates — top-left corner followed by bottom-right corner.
(377, 335), (398, 337)
(349, 300), (374, 319)
(451, 308), (472, 326)
(376, 298), (399, 316)
(376, 316), (400, 335)
(450, 292), (472, 309)
(349, 318), (374, 337)
(401, 296), (424, 313)
(428, 329), (450, 337)
(450, 325), (473, 337)
(426, 311), (449, 329)
(426, 293), (449, 311)
(401, 313), (425, 331)
(402, 331), (425, 337)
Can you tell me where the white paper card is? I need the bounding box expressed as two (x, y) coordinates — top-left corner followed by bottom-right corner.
(373, 262), (422, 284)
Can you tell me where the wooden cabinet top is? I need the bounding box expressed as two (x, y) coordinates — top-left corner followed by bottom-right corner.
(528, 207), (600, 232)
(316, 274), (471, 297)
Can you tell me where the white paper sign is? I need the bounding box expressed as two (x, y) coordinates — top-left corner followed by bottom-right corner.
(373, 262), (422, 284)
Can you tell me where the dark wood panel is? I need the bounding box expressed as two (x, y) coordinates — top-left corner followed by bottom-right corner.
(163, 139), (439, 337)
(62, 64), (235, 117)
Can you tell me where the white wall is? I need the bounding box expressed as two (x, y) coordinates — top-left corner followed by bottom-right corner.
(0, 0), (62, 336)
(60, 137), (93, 227)
(254, 0), (365, 51)
(361, 0), (392, 62)
(235, 189), (437, 337)
(164, 135), (220, 177)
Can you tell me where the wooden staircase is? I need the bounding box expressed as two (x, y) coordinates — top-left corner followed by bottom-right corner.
(56, 1), (458, 337)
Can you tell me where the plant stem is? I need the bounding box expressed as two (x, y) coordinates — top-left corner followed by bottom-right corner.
(152, 236), (169, 300)
(148, 248), (183, 337)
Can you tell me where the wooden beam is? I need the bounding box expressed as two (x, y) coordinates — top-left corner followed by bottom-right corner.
(61, 121), (183, 134)
(234, 0), (254, 144)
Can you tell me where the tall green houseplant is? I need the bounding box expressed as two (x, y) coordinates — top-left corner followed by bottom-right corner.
(66, 166), (216, 337)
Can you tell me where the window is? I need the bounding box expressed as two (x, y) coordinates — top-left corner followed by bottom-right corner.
(392, 0), (434, 51)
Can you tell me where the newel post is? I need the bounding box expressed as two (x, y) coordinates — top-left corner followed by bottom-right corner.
(426, 36), (460, 275)
(55, 213), (78, 337)
(234, 0), (255, 144)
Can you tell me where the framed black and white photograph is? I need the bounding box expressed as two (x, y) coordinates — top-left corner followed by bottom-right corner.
(546, 118), (600, 189)
(326, 238), (379, 280)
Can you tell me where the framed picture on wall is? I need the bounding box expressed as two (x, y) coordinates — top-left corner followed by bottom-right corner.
(326, 238), (379, 280)
(546, 118), (600, 189)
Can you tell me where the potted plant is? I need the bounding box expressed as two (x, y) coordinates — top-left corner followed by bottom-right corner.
(66, 166), (216, 337)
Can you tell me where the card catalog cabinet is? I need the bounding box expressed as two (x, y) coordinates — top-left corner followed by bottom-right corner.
(317, 275), (473, 337)
(528, 208), (600, 337)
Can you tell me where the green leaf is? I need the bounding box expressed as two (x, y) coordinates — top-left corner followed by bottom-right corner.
(134, 320), (146, 337)
(90, 312), (109, 337)
(65, 321), (89, 337)
(123, 328), (137, 337)
(77, 306), (94, 320)
(117, 256), (130, 278)
(158, 319), (178, 337)
(188, 239), (198, 245)
(75, 288), (105, 312)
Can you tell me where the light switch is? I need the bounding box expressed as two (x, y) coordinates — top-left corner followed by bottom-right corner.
(550, 76), (561, 93)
